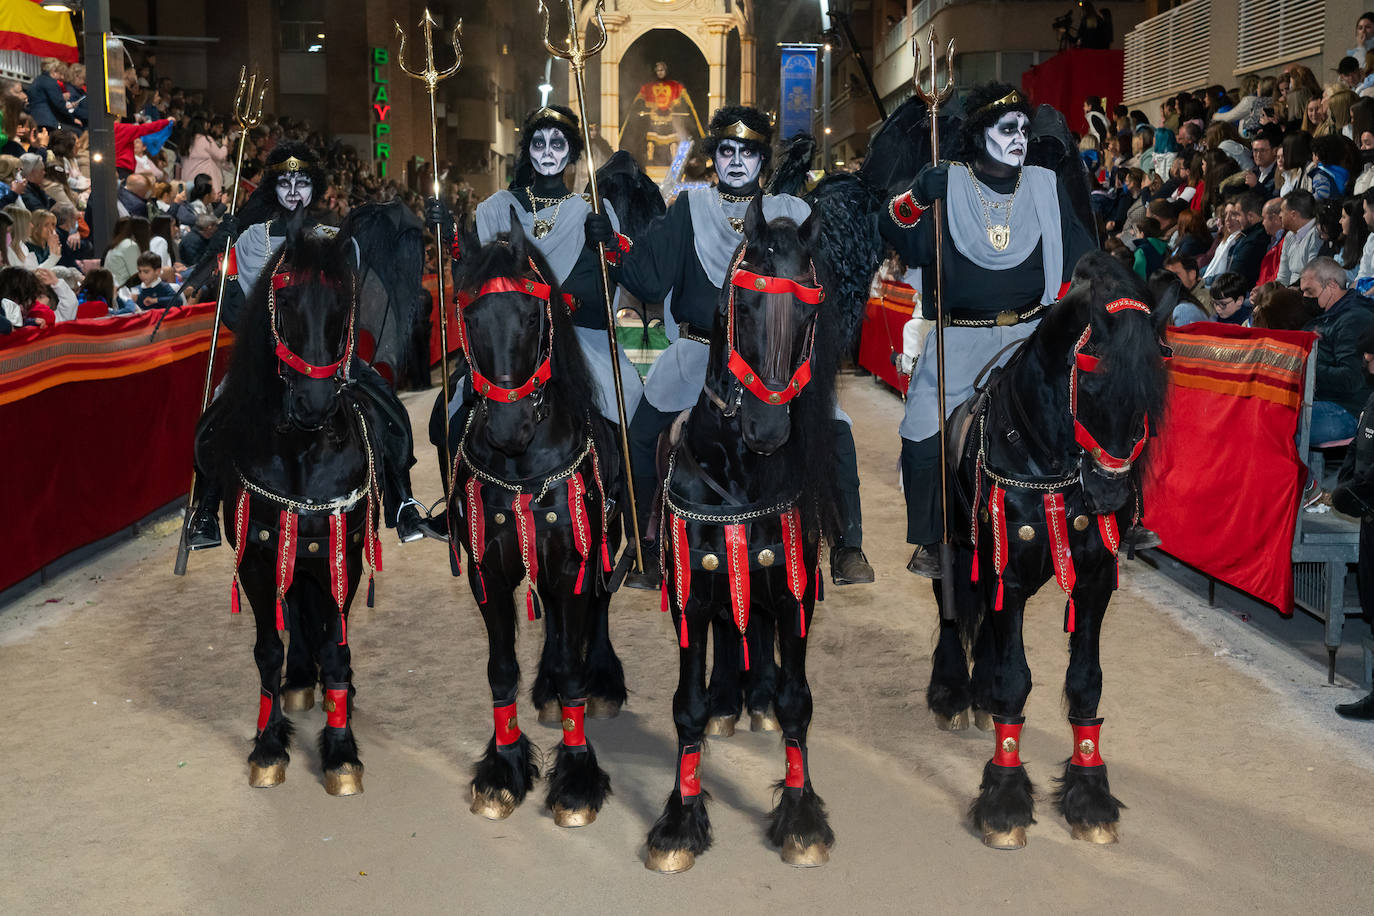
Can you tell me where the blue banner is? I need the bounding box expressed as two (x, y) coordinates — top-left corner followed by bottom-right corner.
(779, 45), (818, 141)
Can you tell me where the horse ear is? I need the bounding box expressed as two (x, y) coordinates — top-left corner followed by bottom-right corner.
(507, 203), (531, 260)
(798, 210), (822, 251)
(744, 191), (766, 238)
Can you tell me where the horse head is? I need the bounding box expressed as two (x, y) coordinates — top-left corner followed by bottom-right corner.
(456, 207), (562, 456)
(723, 193), (825, 455)
(1057, 250), (1169, 515)
(269, 222), (357, 431)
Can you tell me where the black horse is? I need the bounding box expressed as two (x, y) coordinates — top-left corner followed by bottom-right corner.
(197, 227), (380, 795)
(927, 251), (1171, 848)
(449, 212), (625, 826)
(645, 194), (864, 873)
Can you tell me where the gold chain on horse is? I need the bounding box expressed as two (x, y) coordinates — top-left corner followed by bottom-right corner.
(976, 414), (1077, 493)
(662, 452), (800, 524)
(454, 407), (595, 502)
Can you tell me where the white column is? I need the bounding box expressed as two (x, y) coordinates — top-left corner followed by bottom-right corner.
(740, 34), (755, 106)
(600, 12), (630, 149)
(703, 16), (735, 114)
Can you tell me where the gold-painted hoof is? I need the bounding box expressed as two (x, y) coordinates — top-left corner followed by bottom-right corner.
(982, 826), (1027, 850)
(750, 710), (781, 732)
(324, 763), (364, 796)
(586, 697), (622, 719)
(537, 701), (560, 725)
(552, 804), (596, 827)
(280, 688), (315, 712)
(469, 786), (516, 820)
(781, 838), (830, 867)
(973, 709), (994, 732)
(249, 762), (286, 788)
(1071, 822), (1119, 845)
(645, 847), (695, 874)
(934, 709), (970, 731)
(704, 714), (738, 737)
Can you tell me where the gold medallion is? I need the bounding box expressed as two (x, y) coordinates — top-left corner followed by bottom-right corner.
(988, 224), (1011, 251)
(533, 219), (553, 239)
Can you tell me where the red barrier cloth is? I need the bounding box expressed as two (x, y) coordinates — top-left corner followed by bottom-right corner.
(1142, 324), (1315, 613)
(425, 270), (463, 367)
(859, 283), (914, 393)
(0, 306), (232, 592)
(1021, 49), (1124, 137)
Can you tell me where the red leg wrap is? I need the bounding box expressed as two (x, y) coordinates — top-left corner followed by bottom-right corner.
(1069, 716), (1104, 767)
(494, 701), (521, 747)
(991, 716), (1025, 767)
(784, 739), (806, 789)
(256, 691), (272, 732)
(560, 703), (586, 747)
(324, 688), (348, 729)
(678, 744), (702, 798)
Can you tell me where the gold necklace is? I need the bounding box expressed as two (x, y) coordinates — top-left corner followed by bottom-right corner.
(526, 187), (575, 239)
(969, 168), (1023, 252)
(716, 188), (746, 233)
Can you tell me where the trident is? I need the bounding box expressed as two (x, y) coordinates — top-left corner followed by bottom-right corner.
(396, 9), (462, 503)
(538, 0), (645, 574)
(912, 31), (960, 616)
(173, 66), (269, 576)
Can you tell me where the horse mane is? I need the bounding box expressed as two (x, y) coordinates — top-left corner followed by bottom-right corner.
(453, 234), (601, 437)
(202, 227), (355, 481)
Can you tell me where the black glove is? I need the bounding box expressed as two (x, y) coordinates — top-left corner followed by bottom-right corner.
(217, 211), (239, 241)
(912, 163), (949, 206)
(584, 211), (615, 249)
(424, 196), (455, 246)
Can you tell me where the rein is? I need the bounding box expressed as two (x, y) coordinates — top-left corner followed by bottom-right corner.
(455, 260), (573, 403)
(722, 246), (824, 406)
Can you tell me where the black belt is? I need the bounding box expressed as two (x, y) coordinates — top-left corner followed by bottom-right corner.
(677, 322), (711, 346)
(947, 302), (1048, 328)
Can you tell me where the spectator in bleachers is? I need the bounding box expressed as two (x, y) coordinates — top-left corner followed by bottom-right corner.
(1210, 272), (1253, 324)
(1245, 125), (1281, 198)
(1228, 190), (1273, 291)
(102, 216), (150, 287)
(148, 214), (179, 278)
(75, 268), (115, 316)
(16, 152), (54, 211)
(180, 118), (229, 195)
(1278, 132), (1314, 196)
(1251, 282), (1316, 329)
(51, 201), (90, 269)
(1257, 197), (1287, 286)
(1174, 208), (1213, 258)
(1132, 217), (1169, 279)
(25, 59), (78, 132)
(1165, 254), (1214, 315)
(112, 117), (174, 178)
(178, 213), (218, 267)
(43, 129), (83, 209)
(1202, 199), (1245, 283)
(1277, 190), (1323, 285)
(1337, 197), (1370, 278)
(1349, 11), (1374, 62)
(1151, 127), (1179, 182)
(120, 252), (180, 311)
(1301, 256), (1374, 443)
(1311, 134), (1354, 200)
(117, 173), (150, 219)
(5, 206), (57, 271)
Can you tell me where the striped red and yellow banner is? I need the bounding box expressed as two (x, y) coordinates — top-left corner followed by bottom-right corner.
(1164, 324), (1310, 410)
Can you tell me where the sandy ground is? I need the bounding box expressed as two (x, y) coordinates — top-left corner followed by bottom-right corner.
(4, 376), (1373, 916)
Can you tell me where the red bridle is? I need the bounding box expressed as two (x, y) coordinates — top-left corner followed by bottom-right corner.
(455, 261), (566, 403)
(725, 251), (825, 406)
(268, 268), (354, 381)
(1069, 297), (1152, 475)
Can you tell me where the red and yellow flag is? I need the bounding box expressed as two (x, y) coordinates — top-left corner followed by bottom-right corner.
(0, 0), (79, 63)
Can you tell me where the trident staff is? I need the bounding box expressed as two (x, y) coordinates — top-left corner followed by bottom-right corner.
(912, 33), (958, 616)
(396, 10), (462, 501)
(537, 0), (645, 574)
(173, 67), (268, 577)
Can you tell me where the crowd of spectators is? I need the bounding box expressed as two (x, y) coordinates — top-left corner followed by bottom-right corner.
(0, 49), (452, 335)
(1088, 10), (1374, 447)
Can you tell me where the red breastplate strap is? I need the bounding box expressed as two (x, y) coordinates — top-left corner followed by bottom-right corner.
(724, 253), (823, 406)
(991, 716), (1025, 768)
(455, 264), (557, 403)
(1070, 717), (1105, 767)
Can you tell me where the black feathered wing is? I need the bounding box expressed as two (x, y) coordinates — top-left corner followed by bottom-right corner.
(587, 150), (666, 240)
(342, 201), (427, 388)
(858, 95), (965, 198)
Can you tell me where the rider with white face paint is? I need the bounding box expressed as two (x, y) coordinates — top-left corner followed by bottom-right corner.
(714, 138), (763, 191)
(878, 83), (1097, 577)
(275, 172), (314, 211)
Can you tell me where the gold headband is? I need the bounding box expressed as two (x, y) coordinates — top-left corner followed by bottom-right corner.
(266, 156), (309, 175)
(713, 119), (768, 144)
(531, 107), (578, 131)
(972, 89), (1027, 121)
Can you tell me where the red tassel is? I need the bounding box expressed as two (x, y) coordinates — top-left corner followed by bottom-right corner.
(970, 466), (982, 584)
(339, 609), (348, 646)
(1066, 598), (1076, 634)
(275, 597), (284, 631)
(230, 580), (240, 615)
(574, 561), (586, 595)
(740, 633), (750, 671)
(660, 583), (669, 613)
(680, 614), (688, 649)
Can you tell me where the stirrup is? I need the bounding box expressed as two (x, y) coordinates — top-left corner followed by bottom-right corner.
(395, 498), (426, 544)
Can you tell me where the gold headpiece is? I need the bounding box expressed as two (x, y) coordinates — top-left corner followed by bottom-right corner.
(713, 119), (768, 145)
(265, 155), (309, 175)
(971, 89), (1027, 121)
(531, 107), (578, 131)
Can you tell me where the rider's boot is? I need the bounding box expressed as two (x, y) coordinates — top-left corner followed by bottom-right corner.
(186, 475), (223, 551)
(830, 419), (874, 585)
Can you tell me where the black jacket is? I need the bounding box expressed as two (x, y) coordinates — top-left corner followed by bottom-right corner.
(19, 182), (54, 213)
(26, 72), (76, 130)
(1228, 221), (1270, 291)
(1335, 388), (1374, 518)
(1306, 290), (1374, 416)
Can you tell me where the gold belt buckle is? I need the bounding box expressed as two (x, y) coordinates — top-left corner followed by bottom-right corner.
(995, 310), (1019, 327)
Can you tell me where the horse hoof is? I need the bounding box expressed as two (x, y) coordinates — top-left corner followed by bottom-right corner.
(750, 710), (781, 732)
(324, 763), (364, 796)
(249, 762), (286, 788)
(645, 847), (694, 874)
(469, 787), (516, 820)
(552, 804), (596, 828)
(780, 838), (830, 867)
(704, 714), (738, 737)
(1071, 822), (1119, 845)
(537, 701), (561, 726)
(280, 688), (315, 712)
(934, 709), (970, 731)
(982, 826), (1027, 850)
(587, 697), (621, 719)
(972, 709), (994, 732)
